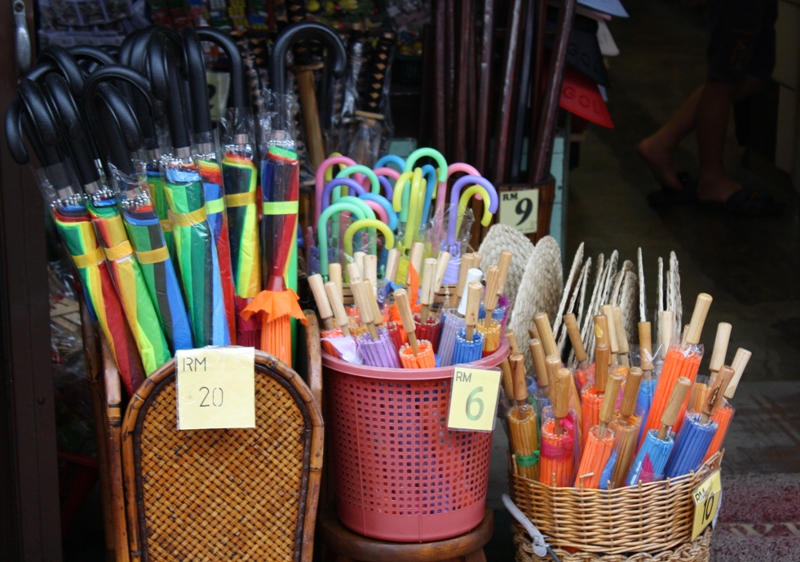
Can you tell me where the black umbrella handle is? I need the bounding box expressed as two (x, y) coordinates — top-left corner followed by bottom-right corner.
(270, 22), (347, 97)
(4, 96), (49, 165)
(35, 46), (86, 99)
(91, 83), (143, 177)
(148, 33), (191, 152)
(181, 26), (212, 139)
(68, 46), (117, 69)
(44, 73), (99, 186)
(12, 78), (63, 169)
(196, 27), (247, 125)
(83, 65), (156, 116)
(125, 27), (161, 149)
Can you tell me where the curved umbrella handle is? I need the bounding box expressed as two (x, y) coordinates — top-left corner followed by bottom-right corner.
(68, 45), (117, 68)
(321, 178), (366, 214)
(5, 82), (59, 166)
(344, 219), (395, 263)
(270, 22), (347, 97)
(195, 27), (247, 129)
(375, 154), (405, 171)
(369, 167), (399, 199)
(315, 154), (356, 223)
(318, 201), (368, 279)
(447, 175), (499, 246)
(362, 200), (389, 227)
(83, 65), (156, 128)
(359, 193), (398, 230)
(455, 185), (493, 238)
(33, 46), (85, 98)
(89, 83), (145, 176)
(404, 167), (426, 248)
(404, 147), (449, 225)
(446, 162), (482, 181)
(420, 163), (437, 227)
(391, 170), (415, 224)
(181, 27), (212, 139)
(336, 164), (380, 194)
(148, 33), (191, 151)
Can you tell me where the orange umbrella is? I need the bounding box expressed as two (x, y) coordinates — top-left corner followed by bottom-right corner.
(536, 312), (581, 429)
(643, 294), (712, 436)
(575, 373), (623, 488)
(581, 343), (610, 447)
(508, 353), (540, 480)
(539, 368), (575, 487)
(564, 313), (593, 391)
(415, 258), (441, 352)
(705, 348), (750, 462)
(395, 288), (435, 369)
(478, 265), (502, 356)
(610, 367), (643, 488)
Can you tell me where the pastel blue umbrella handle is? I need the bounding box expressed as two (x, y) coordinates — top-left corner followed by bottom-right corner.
(375, 154), (405, 171)
(360, 193), (398, 230)
(317, 202), (368, 279)
(420, 164), (437, 231)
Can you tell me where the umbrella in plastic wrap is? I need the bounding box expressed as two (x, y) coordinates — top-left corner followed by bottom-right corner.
(414, 259), (441, 353)
(539, 368), (576, 487)
(665, 366), (734, 478)
(308, 273), (347, 356)
(535, 311), (582, 431)
(453, 282), (486, 365)
(575, 373), (622, 488)
(705, 348), (750, 462)
(402, 147), (449, 250)
(395, 288), (435, 369)
(478, 265), (502, 357)
(626, 376), (691, 485)
(529, 338), (552, 416)
(610, 367), (643, 488)
(243, 147), (307, 365)
(637, 321), (657, 438)
(352, 278), (399, 368)
(438, 254), (476, 367)
(565, 313), (593, 390)
(643, 294), (712, 436)
(183, 26), (236, 344)
(508, 353), (540, 480)
(5, 86), (145, 395)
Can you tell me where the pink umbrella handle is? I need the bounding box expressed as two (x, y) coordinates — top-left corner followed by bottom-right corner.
(363, 200), (389, 225)
(447, 175), (499, 247)
(446, 162), (482, 180)
(316, 155), (357, 224)
(370, 167), (401, 199)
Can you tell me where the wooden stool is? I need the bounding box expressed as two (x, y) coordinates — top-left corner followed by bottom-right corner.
(319, 508), (494, 562)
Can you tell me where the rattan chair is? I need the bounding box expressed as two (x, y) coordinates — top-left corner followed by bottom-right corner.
(118, 313), (323, 562)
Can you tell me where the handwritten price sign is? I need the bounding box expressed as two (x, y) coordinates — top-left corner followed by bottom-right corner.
(499, 189), (539, 235)
(692, 470), (722, 539)
(447, 367), (501, 432)
(177, 347), (255, 431)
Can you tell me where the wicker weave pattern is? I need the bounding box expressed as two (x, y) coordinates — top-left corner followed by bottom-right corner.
(512, 526), (711, 562)
(508, 454), (721, 557)
(123, 351), (324, 562)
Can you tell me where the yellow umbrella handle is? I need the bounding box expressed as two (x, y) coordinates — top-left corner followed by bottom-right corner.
(404, 167), (425, 248)
(456, 184), (493, 234)
(392, 170), (415, 223)
(344, 219), (395, 260)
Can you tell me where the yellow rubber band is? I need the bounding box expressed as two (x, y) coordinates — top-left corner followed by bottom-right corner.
(169, 207), (207, 227)
(160, 220), (173, 233)
(225, 192), (257, 207)
(136, 246), (170, 265)
(72, 246), (105, 269)
(103, 240), (133, 262)
(205, 197), (225, 215)
(262, 201), (299, 215)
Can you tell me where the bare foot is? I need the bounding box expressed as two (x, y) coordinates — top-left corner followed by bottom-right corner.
(638, 136), (682, 191)
(698, 172), (742, 203)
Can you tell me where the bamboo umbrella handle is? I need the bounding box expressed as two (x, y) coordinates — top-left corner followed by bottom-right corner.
(506, 329), (520, 355)
(329, 263), (343, 300)
(365, 254), (378, 291)
(701, 365), (734, 422)
(365, 279), (383, 327)
(595, 344), (610, 393)
(528, 327), (539, 340)
(530, 338), (548, 388)
(685, 293), (713, 345)
(659, 310), (674, 358)
(600, 305), (619, 359)
(354, 252), (366, 280)
(385, 248), (399, 283)
(455, 253), (476, 306)
(599, 373), (623, 435)
(434, 251), (451, 294)
(347, 262), (362, 286)
(325, 281), (351, 337)
(639, 321), (653, 372)
(594, 314), (611, 364)
(621, 367), (643, 418)
(309, 274), (335, 330)
(510, 353), (528, 404)
(725, 348), (751, 400)
(613, 306), (629, 357)
(497, 250), (513, 295)
(709, 322), (732, 375)
(420, 258), (436, 322)
(408, 241), (425, 285)
(500, 359), (515, 405)
(394, 289), (419, 354)
(658, 376), (691, 438)
(353, 278), (377, 340)
(465, 281), (482, 341)
(564, 313), (587, 363)
(545, 354), (561, 397)
(534, 313), (558, 357)
(484, 265), (500, 327)
(553, 368), (572, 431)
(472, 252), (483, 269)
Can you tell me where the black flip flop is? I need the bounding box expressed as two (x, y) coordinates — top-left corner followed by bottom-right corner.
(700, 186), (782, 217)
(647, 172), (698, 208)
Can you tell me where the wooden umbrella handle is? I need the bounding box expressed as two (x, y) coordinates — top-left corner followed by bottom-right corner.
(354, 252), (366, 280)
(613, 306), (629, 355)
(506, 329), (519, 355)
(701, 365), (734, 422)
(308, 274), (333, 329)
(685, 293), (713, 345)
(600, 373), (623, 426)
(484, 265), (500, 327)
(347, 262), (362, 286)
(353, 278), (377, 340)
(465, 281), (482, 341)
(564, 313), (587, 363)
(658, 377), (691, 438)
(365, 254), (378, 291)
(408, 241), (425, 284)
(500, 359), (515, 405)
(472, 252), (483, 269)
(534, 313), (558, 357)
(638, 321), (653, 371)
(709, 322), (732, 374)
(395, 288), (419, 355)
(434, 251), (451, 293)
(725, 348), (751, 400)
(594, 315), (611, 361)
(510, 353), (528, 404)
(385, 248), (399, 284)
(420, 258), (437, 322)
(553, 368), (572, 421)
(365, 279), (383, 327)
(595, 344), (610, 392)
(620, 367), (642, 418)
(659, 310), (674, 358)
(329, 263), (343, 300)
(497, 250), (513, 295)
(545, 354), (561, 396)
(530, 338), (548, 388)
(455, 253), (476, 303)
(325, 281), (351, 337)
(600, 305), (619, 356)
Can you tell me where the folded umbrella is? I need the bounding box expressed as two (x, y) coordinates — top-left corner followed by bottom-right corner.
(705, 348), (751, 462)
(665, 366), (734, 478)
(575, 372), (622, 488)
(478, 265), (502, 357)
(352, 278), (399, 368)
(539, 368), (576, 487)
(395, 288), (435, 369)
(453, 281), (486, 365)
(415, 258), (441, 353)
(564, 313), (593, 390)
(581, 342), (611, 446)
(636, 321), (657, 439)
(610, 367), (643, 488)
(627, 376), (691, 485)
(508, 353), (540, 480)
(438, 253), (476, 367)
(529, 338), (553, 417)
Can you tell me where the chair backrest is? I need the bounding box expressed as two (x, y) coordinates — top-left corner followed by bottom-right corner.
(121, 350), (323, 562)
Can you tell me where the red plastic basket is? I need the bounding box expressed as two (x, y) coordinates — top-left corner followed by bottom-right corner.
(322, 339), (509, 542)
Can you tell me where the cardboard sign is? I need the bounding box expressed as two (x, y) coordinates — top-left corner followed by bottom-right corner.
(499, 189), (539, 235)
(692, 470), (722, 539)
(177, 347), (256, 430)
(447, 367), (502, 432)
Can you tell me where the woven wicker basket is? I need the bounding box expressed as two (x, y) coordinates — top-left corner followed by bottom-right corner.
(508, 453), (722, 561)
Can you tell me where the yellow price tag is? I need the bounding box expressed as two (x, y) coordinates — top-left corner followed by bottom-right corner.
(691, 470), (722, 539)
(499, 189), (539, 235)
(176, 347), (256, 431)
(447, 367), (501, 432)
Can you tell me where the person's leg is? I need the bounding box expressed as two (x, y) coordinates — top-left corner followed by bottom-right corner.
(695, 81), (742, 201)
